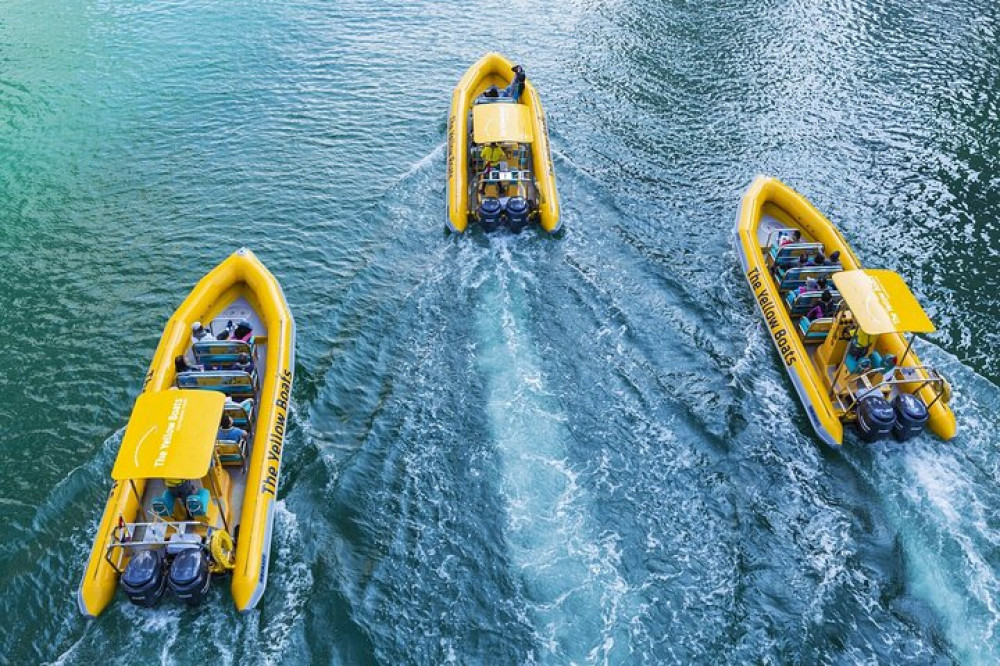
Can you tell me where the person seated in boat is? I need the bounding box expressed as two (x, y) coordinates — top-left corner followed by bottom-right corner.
(191, 321), (215, 345)
(231, 319), (253, 343)
(186, 322), (215, 365)
(502, 64), (526, 103)
(234, 352), (253, 373)
(779, 230), (802, 247)
(225, 395), (254, 418)
(174, 355), (203, 374)
(805, 289), (835, 320)
(807, 251), (826, 266)
(827, 250), (841, 265)
(797, 276), (829, 295)
(847, 327), (876, 361)
(772, 252), (804, 279)
(478, 143), (507, 195)
(165, 478), (197, 505)
(218, 414), (247, 443)
(215, 320), (236, 341)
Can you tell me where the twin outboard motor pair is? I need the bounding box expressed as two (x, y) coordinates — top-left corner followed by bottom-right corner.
(477, 196), (531, 233)
(855, 393), (929, 442)
(121, 547), (212, 607)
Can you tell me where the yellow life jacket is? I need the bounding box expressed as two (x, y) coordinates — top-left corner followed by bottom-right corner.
(855, 330), (876, 348)
(481, 145), (505, 163)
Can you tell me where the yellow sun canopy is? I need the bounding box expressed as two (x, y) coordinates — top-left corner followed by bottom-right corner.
(473, 103), (534, 144)
(112, 390), (225, 481)
(832, 269), (936, 335)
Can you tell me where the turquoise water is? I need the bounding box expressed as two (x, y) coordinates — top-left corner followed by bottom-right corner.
(2, 0), (999, 663)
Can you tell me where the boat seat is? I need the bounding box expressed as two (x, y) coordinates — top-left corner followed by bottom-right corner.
(192, 340), (254, 370)
(176, 370), (256, 399)
(152, 490), (175, 517)
(768, 242), (824, 268)
(785, 290), (842, 316)
(215, 437), (247, 467)
(777, 266), (841, 292)
(798, 316), (834, 342)
(186, 488), (211, 517)
(473, 95), (515, 105)
(224, 399), (254, 428)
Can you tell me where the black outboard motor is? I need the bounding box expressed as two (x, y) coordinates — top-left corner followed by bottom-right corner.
(892, 393), (929, 441)
(505, 196), (530, 233)
(856, 395), (896, 442)
(477, 197), (503, 232)
(168, 548), (212, 605)
(121, 549), (167, 607)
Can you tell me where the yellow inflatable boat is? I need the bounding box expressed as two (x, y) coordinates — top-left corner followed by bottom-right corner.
(446, 52), (560, 234)
(735, 176), (955, 446)
(78, 248), (295, 616)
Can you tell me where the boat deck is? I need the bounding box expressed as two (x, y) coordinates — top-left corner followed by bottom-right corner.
(754, 213), (910, 410)
(135, 295), (267, 536)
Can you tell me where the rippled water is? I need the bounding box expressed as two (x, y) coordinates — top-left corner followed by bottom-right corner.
(1, 0), (999, 663)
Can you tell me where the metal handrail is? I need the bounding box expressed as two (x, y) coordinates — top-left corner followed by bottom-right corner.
(840, 364), (948, 413)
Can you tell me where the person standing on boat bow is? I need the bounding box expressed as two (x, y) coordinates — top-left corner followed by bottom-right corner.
(504, 64), (526, 103)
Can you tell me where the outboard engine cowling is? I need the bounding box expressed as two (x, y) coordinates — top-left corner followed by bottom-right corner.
(856, 395), (895, 442)
(477, 197), (503, 233)
(892, 393), (929, 441)
(505, 196), (530, 233)
(168, 548), (211, 605)
(121, 549), (167, 607)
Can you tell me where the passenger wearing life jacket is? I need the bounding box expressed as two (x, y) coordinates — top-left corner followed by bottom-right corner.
(479, 142), (507, 195)
(847, 328), (878, 360)
(165, 479), (196, 504)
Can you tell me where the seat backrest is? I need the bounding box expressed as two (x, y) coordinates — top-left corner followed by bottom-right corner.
(770, 242), (824, 267)
(474, 95), (515, 106)
(778, 266), (841, 292)
(787, 290), (842, 316)
(223, 400), (253, 428)
(192, 340), (253, 369)
(176, 370), (255, 397)
(186, 488), (211, 517)
(800, 317), (835, 340)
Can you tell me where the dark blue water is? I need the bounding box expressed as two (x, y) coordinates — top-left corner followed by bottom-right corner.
(1, 0), (999, 663)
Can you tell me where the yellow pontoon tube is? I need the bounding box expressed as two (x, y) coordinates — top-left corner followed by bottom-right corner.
(734, 176), (955, 445)
(446, 52), (560, 234)
(78, 248), (295, 616)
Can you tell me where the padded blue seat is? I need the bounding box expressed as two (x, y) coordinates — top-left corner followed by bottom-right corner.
(769, 241), (824, 268)
(778, 266), (841, 292)
(786, 290), (843, 316)
(192, 340), (254, 370)
(186, 488), (211, 517)
(151, 490), (175, 517)
(798, 316), (834, 342)
(176, 370), (256, 398)
(224, 399), (254, 428)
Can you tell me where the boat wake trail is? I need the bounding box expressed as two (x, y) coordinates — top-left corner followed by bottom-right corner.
(850, 346), (1000, 665)
(473, 236), (631, 664)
